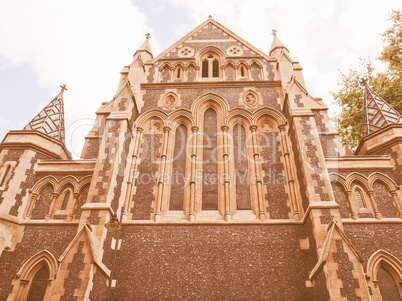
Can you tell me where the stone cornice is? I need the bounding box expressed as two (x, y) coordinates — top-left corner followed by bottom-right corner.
(1, 131), (71, 160)
(325, 155), (394, 171)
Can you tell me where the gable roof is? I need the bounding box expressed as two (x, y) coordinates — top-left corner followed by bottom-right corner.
(152, 16), (276, 63)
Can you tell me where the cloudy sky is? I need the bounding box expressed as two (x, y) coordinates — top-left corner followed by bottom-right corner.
(0, 0), (401, 158)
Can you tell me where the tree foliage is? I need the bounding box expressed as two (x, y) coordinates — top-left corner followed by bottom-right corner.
(332, 10), (402, 149)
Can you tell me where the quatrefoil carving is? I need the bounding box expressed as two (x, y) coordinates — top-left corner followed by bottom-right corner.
(178, 47), (194, 57)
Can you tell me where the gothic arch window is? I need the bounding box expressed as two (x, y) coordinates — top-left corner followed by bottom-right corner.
(351, 185), (373, 218)
(170, 124), (188, 211)
(202, 108), (219, 210)
(201, 52), (221, 79)
(233, 123), (251, 210)
(174, 66), (184, 81)
(367, 250), (402, 301)
(9, 250), (57, 301)
(377, 266), (401, 300)
(60, 190), (71, 210)
(238, 63), (248, 80)
(25, 265), (49, 301)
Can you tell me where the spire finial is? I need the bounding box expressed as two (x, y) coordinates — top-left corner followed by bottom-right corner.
(272, 29), (277, 36)
(60, 84), (67, 92)
(359, 77), (368, 86)
(146, 33), (150, 40)
(209, 15), (212, 19)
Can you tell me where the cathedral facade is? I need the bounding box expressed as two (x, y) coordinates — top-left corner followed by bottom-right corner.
(1, 17), (402, 300)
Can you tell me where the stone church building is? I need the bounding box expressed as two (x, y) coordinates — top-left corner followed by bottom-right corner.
(1, 17), (401, 300)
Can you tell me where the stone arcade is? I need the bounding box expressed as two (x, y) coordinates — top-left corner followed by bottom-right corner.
(1, 17), (402, 300)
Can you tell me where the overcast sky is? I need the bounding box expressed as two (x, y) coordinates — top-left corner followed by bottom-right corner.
(0, 0), (401, 158)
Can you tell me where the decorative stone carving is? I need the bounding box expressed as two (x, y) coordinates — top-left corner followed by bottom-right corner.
(261, 121), (274, 132)
(163, 93), (177, 109)
(243, 91), (258, 107)
(177, 47), (194, 57)
(226, 45), (243, 56)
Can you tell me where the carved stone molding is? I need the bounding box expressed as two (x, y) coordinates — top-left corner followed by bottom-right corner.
(226, 45), (243, 56)
(163, 93), (178, 109)
(243, 90), (259, 108)
(177, 47), (194, 58)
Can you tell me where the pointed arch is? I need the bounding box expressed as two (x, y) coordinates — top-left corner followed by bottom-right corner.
(329, 173), (347, 191)
(345, 172), (370, 191)
(166, 109), (195, 130)
(159, 62), (173, 71)
(9, 250), (58, 301)
(17, 249), (58, 280)
(225, 108), (253, 127)
(32, 176), (58, 194)
(191, 93), (230, 125)
(252, 107), (287, 129)
(196, 46), (225, 62)
(185, 61), (198, 70)
(55, 175), (79, 194)
(222, 60), (236, 68)
(250, 60), (263, 69)
(135, 109), (168, 129)
(368, 172), (398, 191)
(366, 250), (402, 299)
(77, 175), (92, 194)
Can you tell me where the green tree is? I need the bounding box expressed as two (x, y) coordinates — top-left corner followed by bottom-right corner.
(332, 10), (402, 150)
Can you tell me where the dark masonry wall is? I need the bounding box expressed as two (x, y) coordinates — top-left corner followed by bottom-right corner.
(343, 223), (402, 265)
(0, 225), (77, 300)
(105, 224), (329, 301)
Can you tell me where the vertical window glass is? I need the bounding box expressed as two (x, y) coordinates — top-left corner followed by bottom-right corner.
(202, 109), (218, 210)
(61, 191), (71, 210)
(355, 190), (365, 208)
(212, 60), (219, 77)
(202, 60), (209, 78)
(170, 125), (187, 210)
(377, 266), (401, 301)
(233, 124), (251, 210)
(26, 265), (49, 301)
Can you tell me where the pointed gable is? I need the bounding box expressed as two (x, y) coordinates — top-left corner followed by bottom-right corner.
(153, 17), (274, 62)
(24, 85), (67, 143)
(361, 79), (402, 137)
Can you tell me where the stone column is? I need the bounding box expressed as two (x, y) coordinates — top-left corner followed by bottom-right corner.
(221, 125), (231, 221)
(390, 190), (402, 218)
(278, 124), (300, 220)
(367, 190), (382, 220)
(67, 193), (80, 221)
(188, 126), (199, 222)
(25, 192), (39, 220)
(344, 191), (358, 220)
(250, 125), (265, 221)
(154, 126), (171, 221)
(123, 127), (143, 218)
(45, 193), (59, 221)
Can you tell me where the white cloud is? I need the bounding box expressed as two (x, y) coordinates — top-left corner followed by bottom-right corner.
(0, 0), (152, 156)
(0, 0), (401, 157)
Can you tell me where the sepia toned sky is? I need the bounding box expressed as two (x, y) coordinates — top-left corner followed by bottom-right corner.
(0, 0), (401, 158)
